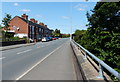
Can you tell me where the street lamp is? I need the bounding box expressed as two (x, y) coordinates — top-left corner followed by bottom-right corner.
(70, 1), (72, 41)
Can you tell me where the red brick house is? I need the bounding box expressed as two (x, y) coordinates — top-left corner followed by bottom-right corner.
(3, 14), (53, 41)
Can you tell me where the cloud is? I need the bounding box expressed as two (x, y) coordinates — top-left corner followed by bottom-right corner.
(36, 15), (43, 18)
(61, 16), (70, 19)
(77, 8), (85, 11)
(74, 4), (88, 8)
(74, 4), (87, 11)
(14, 3), (19, 6)
(19, 9), (31, 12)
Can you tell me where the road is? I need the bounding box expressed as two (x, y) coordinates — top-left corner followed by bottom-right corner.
(2, 38), (77, 80)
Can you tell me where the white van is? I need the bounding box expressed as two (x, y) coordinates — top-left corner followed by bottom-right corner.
(42, 37), (49, 42)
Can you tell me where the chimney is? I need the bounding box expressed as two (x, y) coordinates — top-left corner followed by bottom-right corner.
(45, 25), (47, 28)
(35, 20), (38, 24)
(39, 23), (44, 26)
(30, 18), (35, 23)
(21, 14), (28, 20)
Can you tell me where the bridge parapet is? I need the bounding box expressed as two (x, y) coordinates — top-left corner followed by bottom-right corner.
(71, 39), (120, 81)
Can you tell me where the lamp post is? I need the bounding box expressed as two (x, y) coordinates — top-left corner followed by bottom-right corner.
(70, 0), (72, 41)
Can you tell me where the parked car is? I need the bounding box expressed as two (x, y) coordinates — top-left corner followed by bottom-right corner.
(42, 37), (49, 42)
(48, 37), (53, 41)
(52, 37), (57, 40)
(29, 38), (34, 43)
(38, 38), (42, 41)
(55, 37), (59, 39)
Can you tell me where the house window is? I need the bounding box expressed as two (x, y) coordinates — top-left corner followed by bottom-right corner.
(32, 26), (34, 34)
(39, 28), (41, 32)
(36, 27), (38, 33)
(41, 29), (43, 33)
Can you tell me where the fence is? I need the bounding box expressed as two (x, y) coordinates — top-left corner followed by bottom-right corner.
(71, 39), (120, 80)
(1, 40), (26, 46)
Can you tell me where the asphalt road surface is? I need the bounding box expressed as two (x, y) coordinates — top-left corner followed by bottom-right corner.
(2, 38), (76, 80)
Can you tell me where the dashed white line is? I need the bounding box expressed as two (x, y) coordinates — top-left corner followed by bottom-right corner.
(0, 57), (6, 60)
(2, 51), (5, 53)
(17, 49), (32, 54)
(37, 47), (40, 48)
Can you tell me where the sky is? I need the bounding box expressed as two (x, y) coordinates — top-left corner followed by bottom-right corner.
(1, 2), (97, 34)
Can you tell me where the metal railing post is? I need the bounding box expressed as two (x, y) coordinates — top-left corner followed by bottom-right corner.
(97, 63), (104, 79)
(84, 52), (87, 59)
(79, 48), (82, 53)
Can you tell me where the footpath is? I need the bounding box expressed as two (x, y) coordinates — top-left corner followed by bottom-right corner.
(0, 43), (35, 51)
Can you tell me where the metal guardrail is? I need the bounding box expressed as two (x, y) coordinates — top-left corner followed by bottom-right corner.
(71, 39), (120, 80)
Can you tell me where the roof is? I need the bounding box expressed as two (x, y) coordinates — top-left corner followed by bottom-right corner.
(18, 16), (51, 30)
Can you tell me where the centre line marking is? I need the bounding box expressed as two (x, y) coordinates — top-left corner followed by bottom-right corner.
(37, 47), (40, 48)
(0, 57), (6, 60)
(17, 49), (32, 54)
(16, 42), (66, 80)
(2, 51), (5, 53)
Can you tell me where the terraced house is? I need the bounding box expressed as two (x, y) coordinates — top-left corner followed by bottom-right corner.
(3, 14), (53, 41)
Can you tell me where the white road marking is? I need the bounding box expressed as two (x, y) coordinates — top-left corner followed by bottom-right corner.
(2, 51), (5, 53)
(17, 49), (32, 54)
(37, 47), (40, 48)
(16, 42), (65, 80)
(0, 57), (6, 60)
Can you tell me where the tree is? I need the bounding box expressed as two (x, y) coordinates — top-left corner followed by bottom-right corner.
(52, 29), (61, 37)
(74, 2), (120, 80)
(73, 29), (86, 42)
(88, 2), (120, 36)
(2, 14), (11, 31)
(2, 14), (13, 41)
(55, 29), (60, 34)
(0, 25), (4, 29)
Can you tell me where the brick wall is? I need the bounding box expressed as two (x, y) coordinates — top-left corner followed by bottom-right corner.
(9, 16), (28, 34)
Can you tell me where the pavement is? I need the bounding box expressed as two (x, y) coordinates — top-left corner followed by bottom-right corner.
(0, 43), (35, 51)
(1, 38), (77, 80)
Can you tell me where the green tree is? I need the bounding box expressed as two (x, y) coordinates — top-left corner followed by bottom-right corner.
(55, 29), (60, 34)
(2, 14), (13, 41)
(73, 29), (86, 42)
(74, 2), (120, 80)
(52, 29), (61, 37)
(62, 34), (70, 38)
(2, 14), (12, 31)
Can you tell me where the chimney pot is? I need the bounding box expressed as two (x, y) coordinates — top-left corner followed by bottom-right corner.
(35, 20), (38, 24)
(39, 23), (44, 26)
(21, 14), (28, 20)
(45, 25), (47, 28)
(30, 18), (35, 23)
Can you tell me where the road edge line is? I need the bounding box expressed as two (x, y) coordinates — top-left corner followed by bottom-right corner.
(15, 42), (66, 80)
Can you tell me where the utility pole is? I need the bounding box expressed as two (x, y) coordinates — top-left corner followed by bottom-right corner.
(70, 0), (72, 41)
